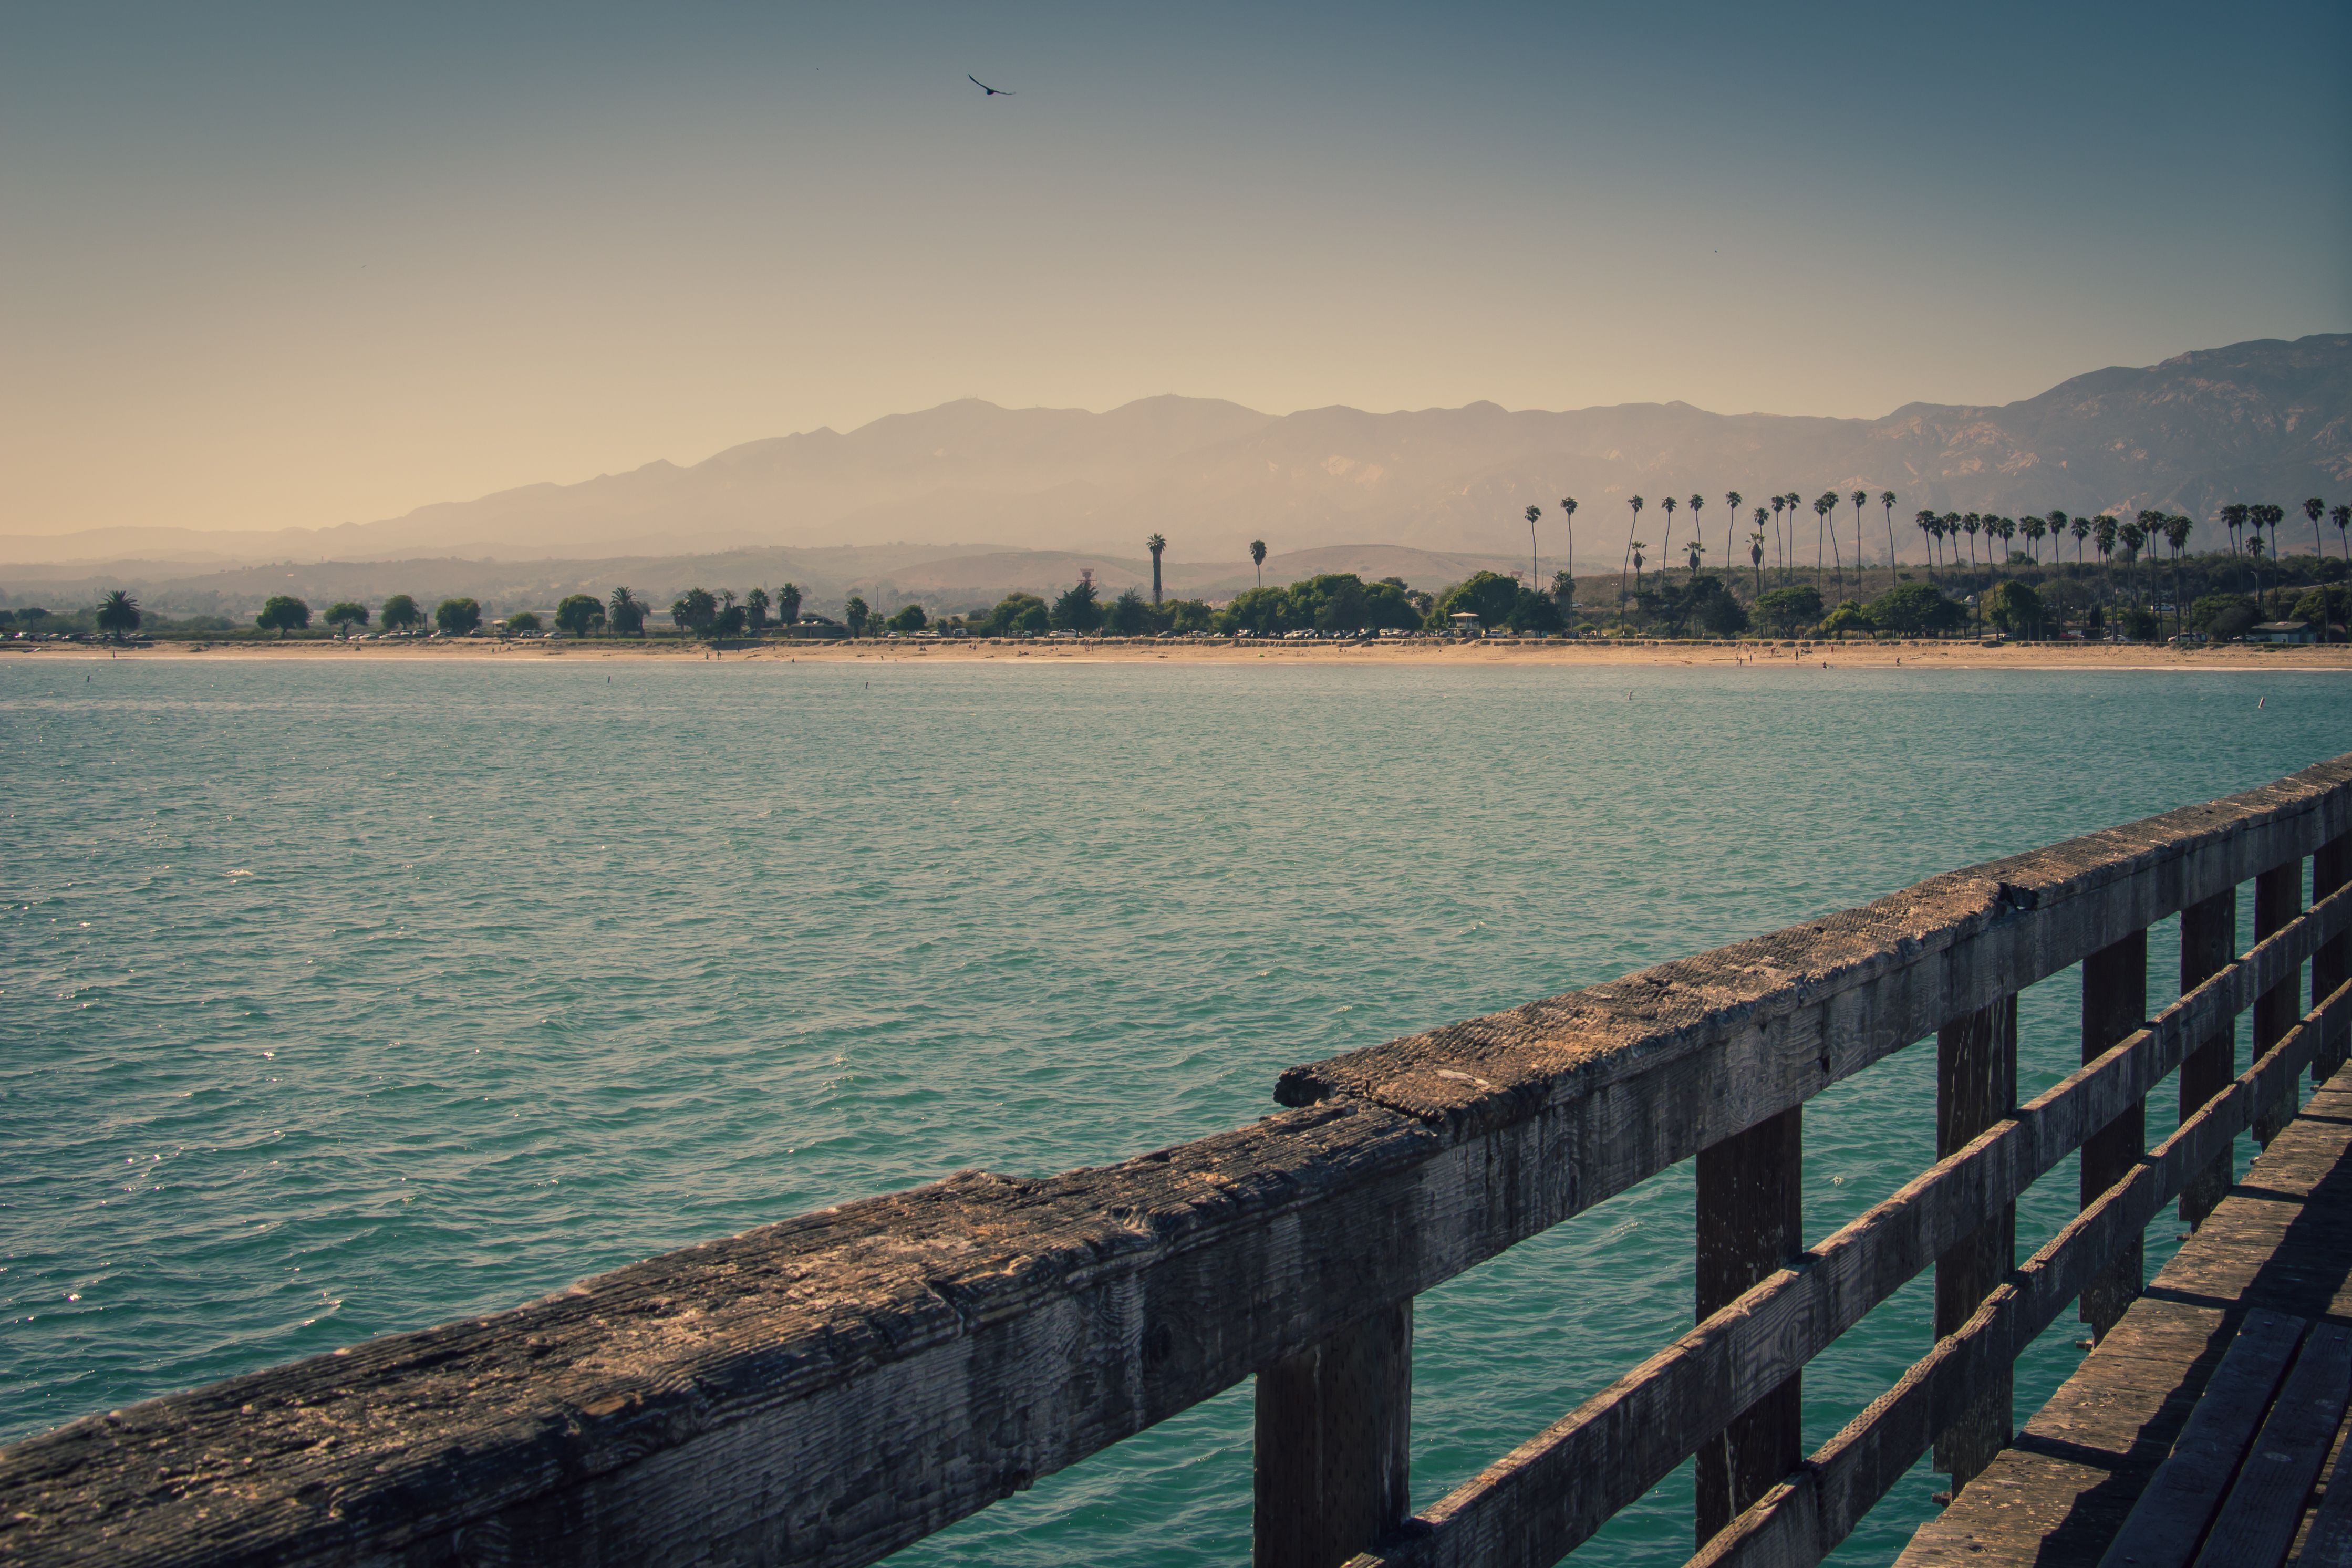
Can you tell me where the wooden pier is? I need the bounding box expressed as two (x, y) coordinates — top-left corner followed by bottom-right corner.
(5, 755), (2352, 1567)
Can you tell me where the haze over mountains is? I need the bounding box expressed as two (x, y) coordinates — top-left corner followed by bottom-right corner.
(6, 336), (2346, 593)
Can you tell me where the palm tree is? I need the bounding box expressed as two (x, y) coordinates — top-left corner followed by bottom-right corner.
(2118, 518), (2147, 607)
(1525, 505), (1542, 587)
(1962, 513), (1980, 571)
(1688, 495), (1706, 585)
(608, 586), (645, 636)
(96, 589), (141, 639)
(2249, 529), (2270, 616)
(1812, 492), (1836, 591)
(2221, 504), (2249, 567)
(1724, 491), (1742, 583)
(2022, 515), (2046, 563)
(1879, 490), (1898, 577)
(2045, 510), (2069, 573)
(1686, 538), (1705, 575)
(2163, 513), (2194, 634)
(2070, 514), (2091, 566)
(1851, 489), (1869, 588)
(1770, 494), (1787, 578)
(1659, 495), (1678, 578)
(1622, 495), (1645, 626)
(2092, 515), (2119, 607)
(1250, 539), (1267, 587)
(1559, 497), (1578, 585)
(1146, 533), (1167, 604)
(1749, 528), (1766, 596)
(2306, 498), (2327, 557)
(1915, 510), (1939, 581)
(2333, 504), (2351, 562)
(1994, 516), (2016, 567)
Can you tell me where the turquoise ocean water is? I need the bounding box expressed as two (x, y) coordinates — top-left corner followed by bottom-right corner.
(3, 657), (2346, 1564)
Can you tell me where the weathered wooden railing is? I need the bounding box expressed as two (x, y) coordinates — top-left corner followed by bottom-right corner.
(7, 757), (2352, 1568)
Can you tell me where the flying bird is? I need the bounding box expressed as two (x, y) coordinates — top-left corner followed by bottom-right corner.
(969, 74), (1015, 96)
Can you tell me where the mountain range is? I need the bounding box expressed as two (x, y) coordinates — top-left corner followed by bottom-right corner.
(4, 334), (2346, 583)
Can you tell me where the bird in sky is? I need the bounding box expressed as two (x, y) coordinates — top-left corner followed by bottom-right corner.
(969, 74), (1015, 96)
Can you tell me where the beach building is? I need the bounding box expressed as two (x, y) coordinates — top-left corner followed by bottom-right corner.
(2249, 620), (2317, 643)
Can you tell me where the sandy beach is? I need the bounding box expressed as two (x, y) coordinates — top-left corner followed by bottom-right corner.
(15, 637), (2352, 671)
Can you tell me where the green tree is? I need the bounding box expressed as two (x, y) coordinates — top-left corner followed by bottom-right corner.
(1914, 510), (1939, 580)
(2069, 513), (2090, 565)
(2162, 514), (2195, 632)
(2290, 584), (2350, 640)
(775, 583), (803, 626)
(1551, 567), (1575, 615)
(1167, 599), (1215, 632)
(323, 600), (369, 637)
(1868, 583), (1966, 636)
(433, 597), (481, 636)
(1621, 495), (1644, 626)
(257, 595), (312, 637)
(745, 586), (771, 632)
(886, 602), (928, 634)
(505, 610), (544, 635)
(1249, 539), (1267, 587)
(1818, 600), (1873, 638)
(1770, 494), (1787, 578)
(1525, 504), (1542, 586)
(1218, 586), (1293, 636)
(2305, 497), (2327, 556)
(96, 589), (142, 638)
(556, 594), (605, 637)
(1754, 584), (1823, 634)
(1812, 492), (1837, 591)
(381, 593), (424, 632)
(1559, 496), (1578, 589)
(1105, 587), (1149, 635)
(1432, 570), (1522, 632)
(1659, 494), (1677, 575)
(1879, 490), (1898, 573)
(1981, 580), (2041, 637)
(982, 592), (1050, 635)
(844, 596), (870, 636)
(1851, 489), (1869, 587)
(1722, 491), (1741, 582)
(1146, 534), (1167, 604)
(1051, 579), (1102, 632)
(607, 587), (646, 636)
(1687, 495), (1706, 581)
(670, 588), (718, 636)
(2189, 593), (2257, 641)
(1748, 525), (1766, 596)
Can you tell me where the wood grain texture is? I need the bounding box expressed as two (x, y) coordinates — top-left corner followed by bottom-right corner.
(2082, 931), (2149, 1343)
(1936, 997), (2017, 1488)
(2187, 1318), (2352, 1568)
(2315, 834), (2351, 1082)
(1253, 1303), (1412, 1568)
(2179, 889), (2237, 1231)
(2256, 860), (2307, 1146)
(1696, 1109), (1805, 1544)
(7, 756), (2352, 1568)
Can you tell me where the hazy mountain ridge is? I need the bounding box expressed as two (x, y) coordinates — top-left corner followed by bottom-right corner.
(4, 336), (2344, 572)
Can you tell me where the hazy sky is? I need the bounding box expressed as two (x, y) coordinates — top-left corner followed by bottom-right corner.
(5, 1), (2346, 535)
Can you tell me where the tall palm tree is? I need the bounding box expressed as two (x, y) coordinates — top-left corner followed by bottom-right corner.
(1659, 494), (1678, 579)
(2022, 515), (2046, 563)
(1686, 538), (1705, 575)
(1915, 510), (1939, 581)
(2220, 504), (2249, 566)
(2092, 515), (2119, 607)
(1749, 528), (1766, 597)
(1250, 539), (1267, 587)
(1879, 490), (1898, 577)
(1962, 513), (1980, 571)
(608, 586), (644, 636)
(1688, 494), (1706, 583)
(2070, 514), (2091, 566)
(2306, 497), (2327, 557)
(1622, 495), (1645, 625)
(1851, 489), (1869, 588)
(2333, 503), (2351, 562)
(1812, 492), (1836, 592)
(2118, 517), (2147, 607)
(2045, 510), (2069, 573)
(1525, 505), (1542, 587)
(1770, 494), (1787, 578)
(2163, 513), (2194, 634)
(1146, 533), (1167, 604)
(1559, 497), (1579, 586)
(1724, 491), (1742, 583)
(96, 588), (141, 639)
(1994, 516), (2016, 567)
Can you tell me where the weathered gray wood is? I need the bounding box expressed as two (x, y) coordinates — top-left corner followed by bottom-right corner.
(9, 758), (2352, 1568)
(2299, 1416), (2352, 1568)
(1683, 975), (2352, 1568)
(1936, 996), (2017, 1487)
(2189, 1319), (2352, 1568)
(1344, 889), (2352, 1568)
(2092, 1309), (2304, 1568)
(1696, 1108), (1805, 1544)
(2256, 860), (2306, 1145)
(2179, 888), (2236, 1230)
(1254, 1303), (1412, 1568)
(2084, 930), (2150, 1342)
(2316, 833), (2351, 1082)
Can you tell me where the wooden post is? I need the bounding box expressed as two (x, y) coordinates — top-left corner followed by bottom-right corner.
(1695, 1107), (1802, 1544)
(2315, 835), (2352, 1082)
(1252, 1302), (1412, 1568)
(1935, 995), (2016, 1487)
(2179, 888), (2237, 1230)
(2254, 860), (2304, 1146)
(2080, 929), (2146, 1342)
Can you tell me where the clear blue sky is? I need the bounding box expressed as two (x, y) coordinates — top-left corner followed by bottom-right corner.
(5, 0), (2345, 533)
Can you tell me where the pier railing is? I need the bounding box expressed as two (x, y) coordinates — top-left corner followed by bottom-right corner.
(7, 756), (2352, 1568)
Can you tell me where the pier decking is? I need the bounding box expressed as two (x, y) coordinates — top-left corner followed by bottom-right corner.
(1897, 1072), (2352, 1568)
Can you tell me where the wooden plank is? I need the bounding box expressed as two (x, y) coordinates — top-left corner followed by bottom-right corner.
(1253, 1303), (1413, 1568)
(1937, 996), (2018, 1487)
(2256, 860), (2306, 1146)
(1696, 1109), (1805, 1543)
(2189, 1319), (2352, 1568)
(2298, 1412), (2352, 1568)
(2179, 889), (2236, 1230)
(2084, 931), (2150, 1342)
(2091, 1308), (2304, 1568)
(1344, 899), (2352, 1568)
(8, 760), (2352, 1568)
(2315, 833), (2351, 1082)
(1681, 978), (2350, 1568)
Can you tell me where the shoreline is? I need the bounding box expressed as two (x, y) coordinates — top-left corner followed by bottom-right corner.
(12, 639), (2352, 671)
